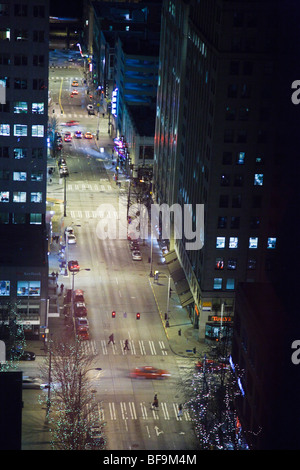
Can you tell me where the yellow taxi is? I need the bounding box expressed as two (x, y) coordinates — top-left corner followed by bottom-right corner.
(72, 80), (79, 87)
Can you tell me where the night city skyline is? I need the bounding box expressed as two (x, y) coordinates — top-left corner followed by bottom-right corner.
(0, 0), (299, 457)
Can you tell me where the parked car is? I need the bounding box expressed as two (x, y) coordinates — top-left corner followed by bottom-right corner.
(68, 259), (80, 272)
(74, 302), (87, 317)
(132, 250), (142, 261)
(73, 289), (85, 302)
(129, 366), (170, 379)
(75, 317), (89, 328)
(67, 233), (76, 244)
(77, 327), (89, 340)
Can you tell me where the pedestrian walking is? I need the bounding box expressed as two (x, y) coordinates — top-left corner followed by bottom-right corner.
(108, 333), (115, 345)
(60, 283), (64, 294)
(124, 339), (129, 351)
(152, 394), (159, 409)
(177, 404), (183, 418)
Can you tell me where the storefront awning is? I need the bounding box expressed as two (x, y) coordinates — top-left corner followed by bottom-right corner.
(163, 250), (194, 308)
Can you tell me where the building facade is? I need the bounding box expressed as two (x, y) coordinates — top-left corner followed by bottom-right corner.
(154, 0), (287, 341)
(0, 0), (49, 339)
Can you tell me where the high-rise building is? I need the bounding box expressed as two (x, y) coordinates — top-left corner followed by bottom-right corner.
(154, 0), (292, 342)
(0, 0), (49, 339)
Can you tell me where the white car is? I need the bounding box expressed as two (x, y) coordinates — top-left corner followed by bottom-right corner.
(67, 233), (76, 244)
(22, 377), (44, 389)
(75, 317), (89, 328)
(87, 104), (95, 114)
(132, 250), (142, 261)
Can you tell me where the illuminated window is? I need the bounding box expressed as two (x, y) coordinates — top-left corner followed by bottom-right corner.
(0, 124), (10, 135)
(32, 125), (44, 137)
(215, 258), (224, 270)
(213, 278), (223, 290)
(0, 280), (10, 296)
(31, 171), (43, 181)
(249, 237), (258, 249)
(227, 259), (237, 270)
(254, 173), (263, 185)
(216, 237), (225, 249)
(13, 191), (26, 202)
(226, 278), (235, 290)
(30, 192), (42, 203)
(17, 281), (41, 297)
(236, 151), (245, 164)
(14, 148), (27, 159)
(32, 102), (44, 114)
(0, 28), (10, 41)
(267, 237), (276, 249)
(14, 101), (27, 113)
(30, 213), (42, 224)
(229, 237), (238, 248)
(14, 124), (27, 136)
(0, 191), (9, 202)
(12, 213), (25, 224)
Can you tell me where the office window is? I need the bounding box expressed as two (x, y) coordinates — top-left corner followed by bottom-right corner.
(250, 216), (260, 229)
(229, 237), (238, 249)
(0, 53), (10, 65)
(215, 258), (224, 270)
(0, 124), (9, 136)
(226, 279), (235, 290)
(17, 281), (41, 297)
(32, 125), (44, 137)
(0, 28), (10, 41)
(236, 151), (245, 164)
(254, 174), (263, 186)
(30, 213), (42, 224)
(228, 84), (238, 98)
(13, 191), (26, 202)
(0, 191), (9, 202)
(227, 259), (237, 270)
(14, 101), (28, 113)
(0, 170), (9, 181)
(230, 61), (239, 75)
(267, 237), (277, 249)
(15, 29), (28, 41)
(0, 77), (9, 89)
(241, 83), (251, 98)
(12, 213), (25, 224)
(14, 78), (27, 89)
(222, 152), (232, 165)
(0, 4), (9, 16)
(0, 280), (10, 295)
(219, 195), (229, 208)
(232, 195), (242, 208)
(0, 213), (9, 223)
(14, 54), (27, 66)
(243, 61), (253, 75)
(217, 216), (227, 229)
(249, 237), (258, 249)
(0, 147), (9, 158)
(14, 124), (27, 136)
(225, 106), (236, 120)
(14, 4), (28, 16)
(247, 258), (256, 270)
(33, 55), (44, 67)
(224, 129), (234, 143)
(230, 216), (240, 229)
(32, 148), (43, 159)
(33, 5), (45, 17)
(13, 171), (26, 181)
(234, 175), (243, 187)
(31, 171), (43, 181)
(220, 174), (230, 186)
(33, 31), (44, 42)
(30, 192), (42, 203)
(213, 278), (223, 290)
(32, 79), (46, 90)
(0, 101), (9, 112)
(32, 102), (44, 114)
(216, 237), (226, 249)
(14, 148), (27, 159)
(237, 130), (247, 143)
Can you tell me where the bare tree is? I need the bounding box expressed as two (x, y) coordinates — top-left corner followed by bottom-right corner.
(41, 336), (106, 450)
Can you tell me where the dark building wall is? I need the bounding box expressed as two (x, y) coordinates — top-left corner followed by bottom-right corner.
(0, 371), (22, 450)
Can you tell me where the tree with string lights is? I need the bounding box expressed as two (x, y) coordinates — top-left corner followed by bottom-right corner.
(0, 300), (27, 371)
(40, 335), (106, 450)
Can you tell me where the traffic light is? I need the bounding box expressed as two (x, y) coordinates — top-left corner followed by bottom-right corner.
(136, 312), (140, 320)
(112, 311), (116, 318)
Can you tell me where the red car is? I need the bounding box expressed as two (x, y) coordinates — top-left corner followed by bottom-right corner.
(64, 132), (72, 142)
(196, 359), (229, 373)
(66, 120), (79, 126)
(129, 366), (170, 379)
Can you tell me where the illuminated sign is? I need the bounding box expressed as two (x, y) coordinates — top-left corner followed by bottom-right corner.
(208, 315), (232, 322)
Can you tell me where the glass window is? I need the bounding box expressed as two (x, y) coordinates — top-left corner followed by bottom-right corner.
(30, 192), (42, 203)
(0, 124), (10, 135)
(14, 101), (27, 113)
(215, 258), (224, 270)
(13, 171), (26, 181)
(230, 216), (240, 229)
(227, 259), (237, 270)
(217, 216), (227, 229)
(0, 280), (10, 296)
(13, 191), (26, 202)
(0, 212), (9, 223)
(0, 28), (10, 41)
(32, 125), (44, 137)
(32, 148), (43, 159)
(14, 148), (27, 159)
(14, 124), (27, 136)
(0, 170), (9, 181)
(17, 281), (40, 297)
(254, 173), (263, 185)
(267, 237), (276, 249)
(0, 147), (9, 158)
(0, 191), (9, 202)
(216, 237), (226, 249)
(15, 29), (28, 41)
(229, 237), (238, 248)
(226, 278), (235, 290)
(213, 278), (223, 290)
(30, 213), (42, 224)
(249, 237), (258, 249)
(220, 174), (230, 186)
(219, 195), (229, 208)
(14, 78), (27, 89)
(247, 258), (256, 270)
(236, 151), (245, 164)
(31, 171), (43, 181)
(32, 103), (44, 114)
(12, 213), (25, 224)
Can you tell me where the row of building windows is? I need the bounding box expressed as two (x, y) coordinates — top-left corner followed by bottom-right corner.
(0, 28), (45, 42)
(223, 129), (268, 144)
(0, 4), (45, 17)
(0, 77), (46, 90)
(216, 236), (276, 250)
(0, 212), (42, 224)
(219, 194), (263, 209)
(222, 151), (264, 165)
(0, 191), (42, 203)
(0, 147), (44, 159)
(217, 216), (260, 230)
(0, 54), (46, 67)
(0, 279), (41, 297)
(220, 173), (263, 187)
(0, 170), (43, 181)
(0, 101), (45, 114)
(0, 124), (44, 137)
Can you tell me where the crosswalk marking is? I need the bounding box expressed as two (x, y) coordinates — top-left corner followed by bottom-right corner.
(100, 402), (190, 422)
(79, 338), (170, 357)
(67, 183), (111, 192)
